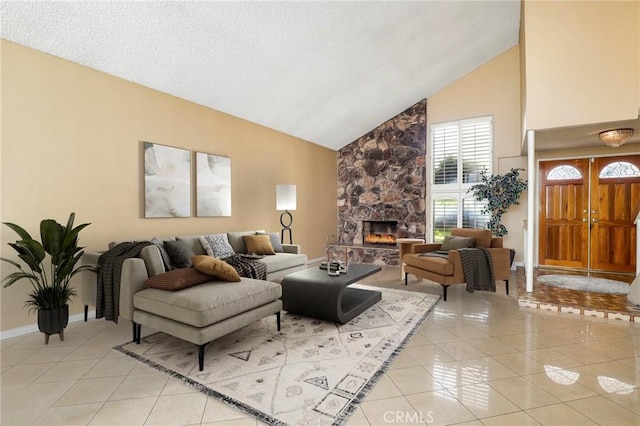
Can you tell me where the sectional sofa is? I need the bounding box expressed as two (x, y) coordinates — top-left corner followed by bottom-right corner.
(82, 230), (307, 370)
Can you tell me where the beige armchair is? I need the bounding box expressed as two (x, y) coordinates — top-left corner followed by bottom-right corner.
(403, 228), (512, 301)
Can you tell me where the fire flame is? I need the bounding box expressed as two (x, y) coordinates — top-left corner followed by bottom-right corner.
(365, 234), (397, 244)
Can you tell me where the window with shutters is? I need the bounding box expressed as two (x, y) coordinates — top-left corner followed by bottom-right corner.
(430, 117), (492, 241)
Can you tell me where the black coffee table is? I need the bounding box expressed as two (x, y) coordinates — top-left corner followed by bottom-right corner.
(281, 263), (382, 324)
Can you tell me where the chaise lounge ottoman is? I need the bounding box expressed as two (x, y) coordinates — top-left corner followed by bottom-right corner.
(131, 276), (282, 371)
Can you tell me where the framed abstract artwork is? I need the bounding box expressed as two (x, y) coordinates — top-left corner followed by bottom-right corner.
(143, 142), (191, 218)
(196, 152), (231, 217)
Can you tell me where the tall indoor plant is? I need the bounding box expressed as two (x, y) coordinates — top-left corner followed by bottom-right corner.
(1, 212), (93, 343)
(468, 168), (527, 237)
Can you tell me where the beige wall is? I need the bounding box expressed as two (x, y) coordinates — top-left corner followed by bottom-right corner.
(0, 41), (338, 331)
(536, 144), (640, 162)
(524, 0), (639, 131)
(427, 46), (527, 261)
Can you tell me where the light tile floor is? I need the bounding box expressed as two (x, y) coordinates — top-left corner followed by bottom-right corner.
(1, 267), (639, 425)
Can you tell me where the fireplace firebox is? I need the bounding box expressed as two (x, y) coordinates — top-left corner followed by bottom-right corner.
(362, 220), (398, 245)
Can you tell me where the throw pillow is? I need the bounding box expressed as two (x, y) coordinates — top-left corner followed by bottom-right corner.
(164, 240), (196, 268)
(150, 237), (173, 270)
(145, 267), (212, 291)
(199, 234), (236, 259)
(244, 234), (276, 255)
(192, 255), (241, 282)
(440, 236), (475, 251)
(256, 232), (284, 252)
(227, 231), (264, 254)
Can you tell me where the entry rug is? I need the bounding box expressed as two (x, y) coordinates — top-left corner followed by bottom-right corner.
(114, 284), (440, 426)
(537, 274), (630, 294)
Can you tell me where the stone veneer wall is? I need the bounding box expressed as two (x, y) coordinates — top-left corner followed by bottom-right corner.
(337, 100), (426, 245)
(326, 244), (400, 266)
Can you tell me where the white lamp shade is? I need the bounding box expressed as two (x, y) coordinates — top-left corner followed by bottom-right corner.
(276, 185), (297, 211)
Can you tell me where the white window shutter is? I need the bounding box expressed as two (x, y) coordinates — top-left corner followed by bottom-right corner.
(429, 116), (492, 240)
(432, 124), (459, 185)
(461, 118), (492, 184)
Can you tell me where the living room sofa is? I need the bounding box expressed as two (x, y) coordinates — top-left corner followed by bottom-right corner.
(161, 231), (308, 282)
(82, 230), (308, 370)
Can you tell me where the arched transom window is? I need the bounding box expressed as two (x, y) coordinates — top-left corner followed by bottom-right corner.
(547, 165), (583, 180)
(599, 161), (640, 178)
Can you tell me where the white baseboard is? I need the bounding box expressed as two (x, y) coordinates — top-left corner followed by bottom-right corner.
(0, 309), (96, 341)
(512, 261), (524, 271)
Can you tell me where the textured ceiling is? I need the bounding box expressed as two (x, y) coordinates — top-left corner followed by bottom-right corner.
(1, 1), (521, 150)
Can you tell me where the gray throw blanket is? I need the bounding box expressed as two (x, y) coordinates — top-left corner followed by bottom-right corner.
(458, 248), (495, 293)
(96, 241), (153, 323)
(224, 254), (267, 280)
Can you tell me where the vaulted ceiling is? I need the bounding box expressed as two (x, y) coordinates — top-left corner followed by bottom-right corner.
(1, 1), (521, 150)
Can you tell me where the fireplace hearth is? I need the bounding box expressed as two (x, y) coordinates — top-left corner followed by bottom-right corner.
(363, 220), (398, 245)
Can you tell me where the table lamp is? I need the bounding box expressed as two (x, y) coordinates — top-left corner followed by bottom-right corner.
(276, 184), (296, 244)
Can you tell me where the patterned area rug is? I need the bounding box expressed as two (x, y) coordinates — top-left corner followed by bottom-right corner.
(538, 274), (631, 294)
(114, 284), (439, 426)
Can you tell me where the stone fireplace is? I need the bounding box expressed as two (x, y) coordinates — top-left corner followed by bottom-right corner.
(362, 220), (398, 245)
(337, 100), (426, 246)
(330, 100), (426, 266)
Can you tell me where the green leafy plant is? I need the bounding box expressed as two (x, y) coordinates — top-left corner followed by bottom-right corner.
(467, 168), (528, 237)
(1, 213), (93, 312)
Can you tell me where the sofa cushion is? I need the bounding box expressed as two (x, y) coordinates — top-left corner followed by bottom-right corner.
(192, 255), (241, 282)
(451, 228), (493, 248)
(150, 237), (172, 270)
(227, 230), (265, 254)
(244, 234), (275, 255)
(140, 245), (167, 277)
(256, 232), (284, 252)
(404, 253), (454, 276)
(259, 253), (307, 273)
(175, 236), (207, 255)
(441, 236), (475, 251)
(133, 278), (282, 327)
(199, 234), (235, 259)
(164, 240), (196, 268)
(144, 267), (212, 291)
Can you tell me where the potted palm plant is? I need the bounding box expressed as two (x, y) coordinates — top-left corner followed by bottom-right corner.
(1, 213), (93, 344)
(467, 168), (527, 237)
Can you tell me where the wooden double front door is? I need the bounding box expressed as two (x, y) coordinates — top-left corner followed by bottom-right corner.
(539, 155), (640, 273)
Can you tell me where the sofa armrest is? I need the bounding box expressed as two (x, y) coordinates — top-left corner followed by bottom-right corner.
(486, 248), (511, 280)
(490, 238), (504, 248)
(119, 257), (151, 321)
(79, 251), (152, 321)
(447, 248), (511, 283)
(281, 244), (301, 254)
(411, 243), (442, 254)
(447, 250), (466, 282)
(139, 245), (166, 276)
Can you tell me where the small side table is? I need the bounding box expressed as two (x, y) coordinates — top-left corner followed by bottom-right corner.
(396, 238), (425, 279)
(80, 252), (101, 321)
